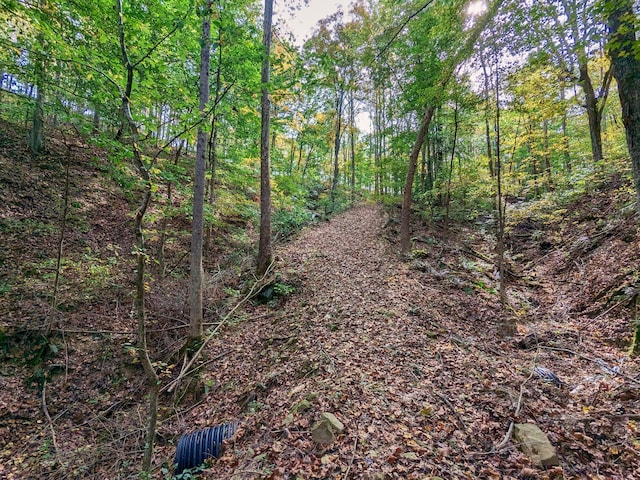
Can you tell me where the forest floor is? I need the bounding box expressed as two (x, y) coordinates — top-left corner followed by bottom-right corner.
(185, 203), (640, 480)
(0, 122), (639, 479)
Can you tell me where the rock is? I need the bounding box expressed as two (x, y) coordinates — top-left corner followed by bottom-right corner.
(514, 423), (560, 467)
(311, 412), (344, 444)
(320, 412), (344, 433)
(311, 421), (336, 443)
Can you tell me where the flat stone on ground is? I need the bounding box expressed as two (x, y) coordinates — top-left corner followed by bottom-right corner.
(514, 423), (560, 467)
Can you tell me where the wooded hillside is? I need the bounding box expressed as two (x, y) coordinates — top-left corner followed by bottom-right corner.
(1, 0), (639, 478)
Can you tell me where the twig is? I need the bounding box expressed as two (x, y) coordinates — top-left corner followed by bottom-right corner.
(163, 250), (189, 278)
(41, 380), (62, 467)
(537, 345), (640, 386)
(377, 0), (437, 58)
(475, 354), (537, 456)
(172, 350), (229, 381)
(164, 260), (276, 394)
(344, 434), (358, 479)
(515, 367), (535, 417)
(493, 420), (514, 450)
(435, 391), (465, 430)
(593, 296), (633, 320)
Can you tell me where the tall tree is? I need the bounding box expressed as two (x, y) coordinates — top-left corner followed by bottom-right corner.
(524, 0), (613, 162)
(605, 0), (640, 356)
(188, 0), (213, 341)
(606, 0), (640, 211)
(116, 0), (160, 471)
(400, 0), (501, 253)
(257, 0), (274, 275)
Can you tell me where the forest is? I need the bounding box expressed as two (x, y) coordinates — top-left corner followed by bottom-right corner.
(0, 0), (639, 478)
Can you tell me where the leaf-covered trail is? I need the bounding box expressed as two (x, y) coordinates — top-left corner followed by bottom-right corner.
(179, 203), (639, 479)
(188, 204), (509, 478)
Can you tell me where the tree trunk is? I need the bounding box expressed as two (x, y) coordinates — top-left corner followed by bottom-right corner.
(543, 120), (553, 191)
(494, 58), (507, 310)
(479, 44), (494, 177)
(116, 0), (160, 471)
(561, 88), (571, 173)
(92, 106), (100, 135)
(29, 84), (44, 154)
(444, 101), (459, 228)
(374, 89), (381, 195)
(158, 141), (183, 274)
(349, 91), (356, 204)
(188, 0), (212, 341)
(401, 106), (435, 253)
(607, 0), (640, 212)
(207, 28), (223, 208)
(29, 37), (45, 155)
(257, 0), (274, 276)
(579, 61), (603, 162)
(331, 89), (345, 207)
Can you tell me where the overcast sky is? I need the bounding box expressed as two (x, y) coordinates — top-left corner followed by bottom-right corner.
(278, 0), (347, 46)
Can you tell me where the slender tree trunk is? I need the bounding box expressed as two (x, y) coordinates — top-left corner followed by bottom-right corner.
(204, 33), (223, 254)
(543, 120), (553, 191)
(47, 145), (71, 334)
(92, 106), (100, 135)
(426, 136), (434, 192)
(188, 0), (212, 341)
(158, 141), (183, 274)
(331, 89), (345, 206)
(29, 31), (45, 155)
(116, 1), (162, 471)
(373, 89), (381, 195)
(349, 91), (356, 204)
(579, 61), (603, 162)
(297, 141), (303, 171)
(302, 145), (314, 179)
(444, 101), (459, 228)
(257, 0), (274, 275)
(607, 0), (640, 215)
(207, 28), (223, 207)
(495, 61), (507, 308)
(479, 45), (494, 177)
(420, 142), (426, 194)
(561, 88), (571, 173)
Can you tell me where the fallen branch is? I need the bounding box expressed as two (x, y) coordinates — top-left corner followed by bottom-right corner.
(537, 346), (640, 386)
(164, 260), (276, 394)
(343, 432), (358, 479)
(475, 352), (537, 456)
(493, 421), (514, 450)
(435, 391), (465, 430)
(41, 380), (63, 468)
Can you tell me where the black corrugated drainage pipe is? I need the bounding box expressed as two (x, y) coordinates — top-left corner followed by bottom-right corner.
(174, 422), (238, 474)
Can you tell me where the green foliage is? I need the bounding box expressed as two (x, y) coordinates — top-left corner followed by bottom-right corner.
(272, 206), (315, 241)
(273, 281), (295, 297)
(90, 137), (138, 196)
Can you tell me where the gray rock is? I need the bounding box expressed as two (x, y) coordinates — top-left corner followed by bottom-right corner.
(320, 412), (344, 433)
(311, 412), (344, 444)
(514, 423), (559, 467)
(311, 420), (336, 443)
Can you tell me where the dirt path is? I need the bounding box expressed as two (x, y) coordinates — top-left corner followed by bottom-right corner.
(172, 203), (638, 479)
(185, 205), (509, 478)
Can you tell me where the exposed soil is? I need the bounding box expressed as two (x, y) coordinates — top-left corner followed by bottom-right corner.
(0, 123), (639, 479)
